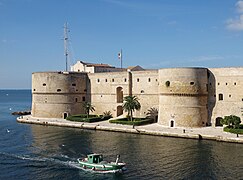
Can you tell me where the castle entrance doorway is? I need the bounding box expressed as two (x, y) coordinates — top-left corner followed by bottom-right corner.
(215, 117), (223, 126)
(170, 120), (174, 127)
(63, 112), (68, 119)
(117, 106), (123, 117)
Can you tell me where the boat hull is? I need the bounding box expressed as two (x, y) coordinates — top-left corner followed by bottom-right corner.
(77, 159), (125, 172)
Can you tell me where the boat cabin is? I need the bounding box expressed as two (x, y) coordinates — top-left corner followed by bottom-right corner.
(87, 154), (103, 164)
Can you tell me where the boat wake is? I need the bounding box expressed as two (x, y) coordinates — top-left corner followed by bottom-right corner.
(0, 152), (125, 174)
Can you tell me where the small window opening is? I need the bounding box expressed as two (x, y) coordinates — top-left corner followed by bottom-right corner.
(97, 79), (100, 83)
(43, 83), (46, 86)
(33, 89), (36, 91)
(84, 89), (87, 92)
(226, 83), (228, 85)
(75, 98), (78, 102)
(82, 96), (86, 101)
(112, 79), (114, 82)
(148, 78), (151, 82)
(137, 78), (139, 82)
(124, 78), (127, 82)
(218, 83), (220, 85)
(105, 79), (107, 82)
(234, 82), (237, 85)
(141, 90), (144, 93)
(229, 94), (231, 98)
(190, 82), (194, 85)
(72, 83), (76, 86)
(219, 93), (223, 101)
(57, 89), (61, 92)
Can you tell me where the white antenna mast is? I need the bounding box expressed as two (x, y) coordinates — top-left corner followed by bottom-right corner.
(64, 22), (69, 71)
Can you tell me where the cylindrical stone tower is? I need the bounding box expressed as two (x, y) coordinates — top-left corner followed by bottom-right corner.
(158, 68), (208, 127)
(32, 71), (88, 118)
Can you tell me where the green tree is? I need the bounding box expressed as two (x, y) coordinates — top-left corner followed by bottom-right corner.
(146, 107), (158, 122)
(221, 115), (241, 128)
(122, 95), (141, 121)
(83, 102), (95, 118)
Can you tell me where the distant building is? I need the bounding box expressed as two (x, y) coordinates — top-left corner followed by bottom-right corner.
(31, 61), (243, 128)
(70, 60), (124, 73)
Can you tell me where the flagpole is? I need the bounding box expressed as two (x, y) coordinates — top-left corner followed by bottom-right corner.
(121, 49), (122, 69)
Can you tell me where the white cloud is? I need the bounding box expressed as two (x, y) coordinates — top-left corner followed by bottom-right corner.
(236, 0), (243, 13)
(226, 14), (243, 31)
(226, 1), (243, 31)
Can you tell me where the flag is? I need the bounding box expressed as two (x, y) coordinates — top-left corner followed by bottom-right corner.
(118, 50), (122, 60)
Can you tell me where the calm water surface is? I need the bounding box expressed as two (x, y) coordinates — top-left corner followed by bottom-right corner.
(0, 90), (243, 180)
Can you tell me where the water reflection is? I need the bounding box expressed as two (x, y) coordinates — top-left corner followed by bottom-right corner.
(30, 125), (243, 179)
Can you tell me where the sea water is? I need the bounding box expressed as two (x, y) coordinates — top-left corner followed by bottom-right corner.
(0, 90), (243, 180)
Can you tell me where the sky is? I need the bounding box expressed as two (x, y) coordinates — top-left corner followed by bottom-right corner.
(1, 0), (243, 89)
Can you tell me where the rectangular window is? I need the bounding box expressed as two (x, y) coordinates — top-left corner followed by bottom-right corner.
(82, 96), (86, 101)
(219, 94), (223, 101)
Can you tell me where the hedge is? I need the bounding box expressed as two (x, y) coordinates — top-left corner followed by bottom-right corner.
(223, 125), (243, 134)
(109, 118), (154, 126)
(66, 114), (111, 123)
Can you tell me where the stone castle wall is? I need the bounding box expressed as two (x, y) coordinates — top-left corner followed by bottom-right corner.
(158, 68), (208, 127)
(31, 67), (243, 128)
(32, 72), (87, 118)
(208, 68), (243, 126)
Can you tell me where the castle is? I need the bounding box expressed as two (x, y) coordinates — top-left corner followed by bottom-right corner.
(31, 61), (243, 128)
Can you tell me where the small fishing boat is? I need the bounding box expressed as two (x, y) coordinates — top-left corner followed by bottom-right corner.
(77, 154), (126, 172)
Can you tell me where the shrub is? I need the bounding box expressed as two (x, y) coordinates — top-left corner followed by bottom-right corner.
(221, 115), (241, 128)
(224, 125), (243, 134)
(109, 118), (154, 126)
(66, 114), (111, 123)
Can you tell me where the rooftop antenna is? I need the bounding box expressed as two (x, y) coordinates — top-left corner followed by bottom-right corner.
(64, 22), (69, 71)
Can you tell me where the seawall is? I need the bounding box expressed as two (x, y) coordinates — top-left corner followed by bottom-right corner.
(17, 115), (243, 144)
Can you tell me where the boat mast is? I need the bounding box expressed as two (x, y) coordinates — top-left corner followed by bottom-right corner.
(64, 22), (69, 71)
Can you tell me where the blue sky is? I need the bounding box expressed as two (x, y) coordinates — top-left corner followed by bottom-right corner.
(1, 0), (243, 89)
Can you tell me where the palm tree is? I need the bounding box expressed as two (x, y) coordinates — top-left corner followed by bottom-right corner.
(122, 95), (141, 121)
(103, 111), (113, 118)
(146, 107), (158, 122)
(83, 102), (95, 118)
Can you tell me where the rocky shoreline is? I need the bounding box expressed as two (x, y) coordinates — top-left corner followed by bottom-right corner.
(12, 111), (31, 115)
